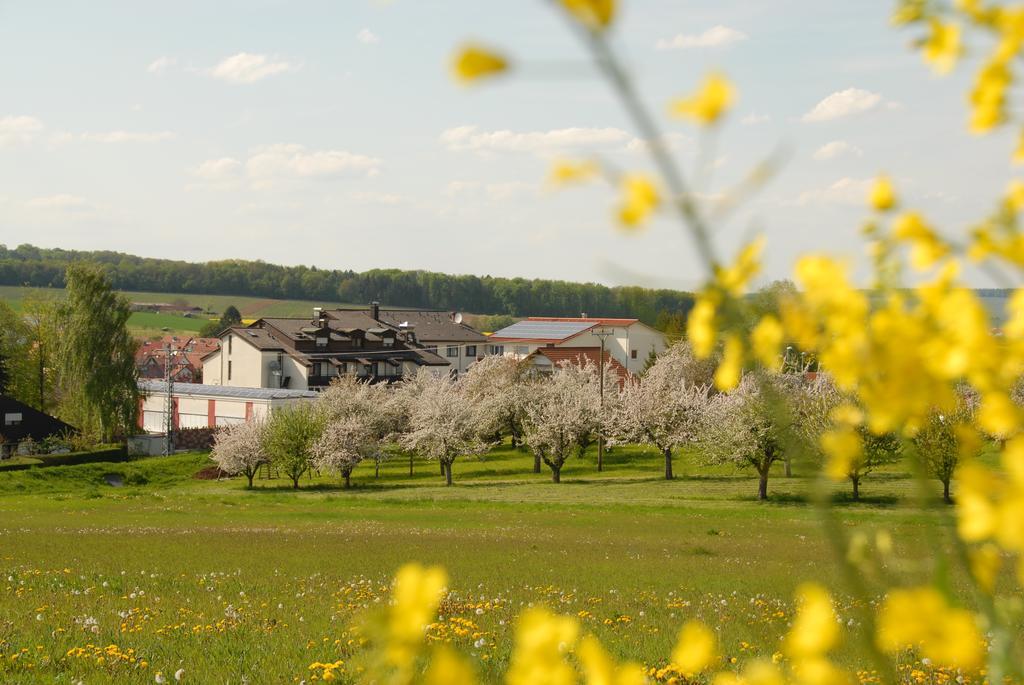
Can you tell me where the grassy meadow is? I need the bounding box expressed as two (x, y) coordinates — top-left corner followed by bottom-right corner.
(0, 443), (987, 684)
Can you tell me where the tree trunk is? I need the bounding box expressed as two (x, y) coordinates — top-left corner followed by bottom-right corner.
(409, 453), (414, 477)
(440, 461), (446, 476)
(943, 478), (951, 504)
(851, 476), (860, 501)
(291, 475), (300, 489)
(246, 471), (254, 489)
(784, 457), (792, 478)
(444, 461), (453, 487)
(375, 461), (380, 478)
(757, 470), (768, 500)
(533, 452), (541, 474)
(343, 469), (351, 489)
(551, 464), (561, 483)
(663, 447), (673, 480)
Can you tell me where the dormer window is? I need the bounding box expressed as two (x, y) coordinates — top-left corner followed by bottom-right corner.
(383, 335), (394, 348)
(316, 336), (328, 348)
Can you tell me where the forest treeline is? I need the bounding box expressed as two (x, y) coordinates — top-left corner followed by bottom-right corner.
(0, 244), (695, 325)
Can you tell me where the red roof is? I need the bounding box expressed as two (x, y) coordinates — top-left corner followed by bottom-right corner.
(527, 317), (639, 327)
(135, 336), (220, 383)
(530, 347), (630, 385)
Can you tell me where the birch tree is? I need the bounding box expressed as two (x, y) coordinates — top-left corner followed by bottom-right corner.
(211, 419), (266, 488)
(399, 371), (489, 486)
(610, 343), (712, 480)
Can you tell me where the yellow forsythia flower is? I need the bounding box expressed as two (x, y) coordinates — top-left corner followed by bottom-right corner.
(617, 173), (660, 227)
(670, 72), (736, 125)
(714, 334), (743, 391)
(868, 175), (897, 212)
(968, 543), (1003, 595)
(452, 44), (508, 83)
(550, 159), (599, 185)
(671, 620), (718, 675)
(969, 55), (1010, 133)
(1006, 179), (1024, 211)
(785, 584), (840, 658)
(876, 587), (984, 670)
(892, 211), (948, 269)
(715, 236), (765, 297)
(560, 0), (615, 30)
(977, 391), (1020, 437)
(751, 315), (784, 369)
(1014, 129), (1024, 164)
(921, 19), (962, 74)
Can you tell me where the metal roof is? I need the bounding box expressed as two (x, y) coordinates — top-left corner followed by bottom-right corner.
(139, 380), (318, 401)
(489, 320), (595, 342)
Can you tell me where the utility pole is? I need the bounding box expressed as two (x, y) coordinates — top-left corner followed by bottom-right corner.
(593, 327), (614, 473)
(38, 341), (45, 413)
(163, 343), (180, 457)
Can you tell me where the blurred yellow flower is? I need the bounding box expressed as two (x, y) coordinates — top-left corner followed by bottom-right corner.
(821, 428), (863, 481)
(715, 236), (765, 296)
(671, 620), (718, 675)
(892, 211), (949, 269)
(452, 44), (509, 83)
(876, 586), (983, 670)
(506, 608), (579, 685)
(550, 159), (599, 185)
(714, 334), (744, 391)
(560, 0), (616, 30)
(969, 55), (1010, 133)
(670, 72), (736, 125)
(424, 646), (477, 685)
(617, 173), (660, 227)
(688, 294), (719, 359)
(921, 19), (962, 74)
(868, 175), (897, 212)
(785, 584), (840, 658)
(578, 635), (647, 685)
(751, 315), (784, 369)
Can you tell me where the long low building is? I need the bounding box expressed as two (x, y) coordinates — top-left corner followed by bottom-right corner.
(137, 380), (317, 433)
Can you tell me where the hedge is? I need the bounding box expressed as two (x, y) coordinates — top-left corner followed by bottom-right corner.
(0, 445), (128, 471)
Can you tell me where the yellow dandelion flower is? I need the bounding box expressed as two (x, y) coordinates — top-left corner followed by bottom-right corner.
(451, 44), (508, 84)
(670, 72), (736, 125)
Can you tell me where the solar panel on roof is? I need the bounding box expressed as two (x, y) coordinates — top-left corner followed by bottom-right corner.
(491, 320), (594, 340)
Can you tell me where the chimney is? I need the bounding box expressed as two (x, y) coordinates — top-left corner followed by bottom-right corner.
(581, 312), (588, 319)
(371, 301), (380, 321)
(313, 306), (322, 324)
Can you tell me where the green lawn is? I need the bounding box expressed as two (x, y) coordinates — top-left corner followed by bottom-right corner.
(0, 444), (988, 684)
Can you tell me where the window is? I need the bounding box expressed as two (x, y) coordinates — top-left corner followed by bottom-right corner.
(228, 336), (232, 354)
(315, 336), (328, 348)
(514, 345), (529, 357)
(383, 336), (394, 347)
(227, 361), (232, 381)
(446, 346), (458, 358)
(465, 345), (477, 357)
(490, 344), (504, 356)
(340, 362), (348, 374)
(631, 349), (638, 359)
(4, 412), (22, 426)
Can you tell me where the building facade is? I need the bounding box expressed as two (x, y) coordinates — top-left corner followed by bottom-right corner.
(488, 317), (667, 376)
(137, 380), (317, 433)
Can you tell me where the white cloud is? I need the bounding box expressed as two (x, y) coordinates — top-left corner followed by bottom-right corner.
(444, 180), (535, 201)
(26, 194), (93, 210)
(812, 140), (863, 161)
(441, 125), (633, 155)
(655, 25), (748, 50)
(357, 28), (380, 44)
(0, 115), (44, 145)
(623, 132), (687, 154)
(794, 177), (872, 206)
(741, 112), (770, 125)
(246, 144), (381, 180)
(147, 56), (176, 74)
(80, 130), (174, 143)
(210, 53), (296, 84)
(349, 191), (405, 205)
(802, 88), (883, 123)
(193, 157), (243, 181)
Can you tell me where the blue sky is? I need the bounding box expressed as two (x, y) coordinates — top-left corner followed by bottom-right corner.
(0, 0), (1015, 290)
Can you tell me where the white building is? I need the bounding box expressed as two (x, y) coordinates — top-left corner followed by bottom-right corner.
(487, 317), (667, 376)
(137, 380), (317, 433)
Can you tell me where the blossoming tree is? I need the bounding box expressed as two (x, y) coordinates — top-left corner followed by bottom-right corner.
(399, 371), (490, 486)
(459, 354), (530, 448)
(210, 418), (266, 489)
(522, 361), (603, 483)
(610, 342), (713, 480)
(312, 414), (379, 489)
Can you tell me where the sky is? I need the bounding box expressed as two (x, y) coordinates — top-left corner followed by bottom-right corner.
(0, 0), (1017, 292)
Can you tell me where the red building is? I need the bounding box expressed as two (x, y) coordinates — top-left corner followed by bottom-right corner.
(136, 336), (220, 384)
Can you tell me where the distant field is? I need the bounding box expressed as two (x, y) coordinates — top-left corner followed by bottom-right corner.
(0, 285), (356, 338)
